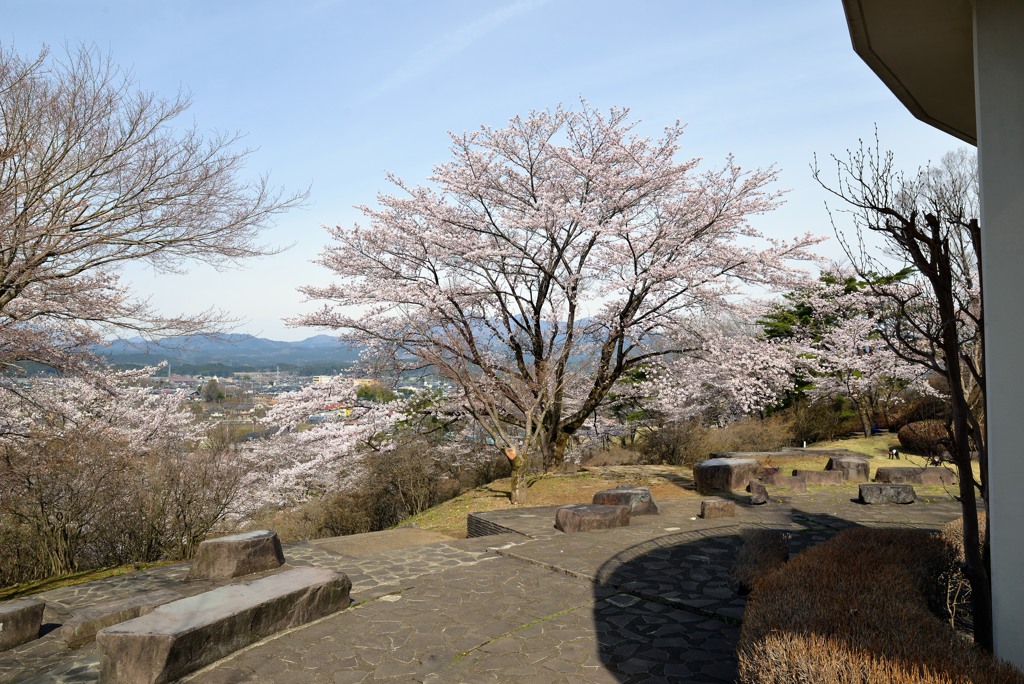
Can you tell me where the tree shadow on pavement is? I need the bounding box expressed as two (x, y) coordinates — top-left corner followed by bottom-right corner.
(587, 507), (877, 682)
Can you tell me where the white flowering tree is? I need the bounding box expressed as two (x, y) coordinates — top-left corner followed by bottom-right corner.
(647, 321), (798, 424)
(762, 276), (929, 437)
(297, 103), (820, 503)
(245, 376), (405, 507)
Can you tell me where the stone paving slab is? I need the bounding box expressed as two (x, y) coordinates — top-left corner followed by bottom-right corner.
(1, 487), (973, 683)
(183, 556), (741, 684)
(305, 529), (457, 558)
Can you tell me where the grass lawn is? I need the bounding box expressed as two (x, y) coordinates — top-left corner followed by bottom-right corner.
(403, 464), (699, 538)
(810, 433), (980, 482)
(0, 560), (176, 602)
(758, 434), (906, 480)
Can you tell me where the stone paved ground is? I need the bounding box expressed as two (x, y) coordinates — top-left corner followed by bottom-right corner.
(0, 486), (967, 683)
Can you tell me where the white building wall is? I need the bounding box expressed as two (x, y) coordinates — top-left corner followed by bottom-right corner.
(974, 0), (1024, 668)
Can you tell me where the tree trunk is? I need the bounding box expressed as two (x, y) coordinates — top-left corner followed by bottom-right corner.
(508, 449), (529, 505)
(859, 409), (873, 439)
(936, 253), (992, 652)
(541, 432), (570, 471)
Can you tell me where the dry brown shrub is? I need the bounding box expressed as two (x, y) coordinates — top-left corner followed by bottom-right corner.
(737, 527), (1024, 684)
(938, 514), (987, 631)
(731, 529), (789, 595)
(580, 444), (642, 467)
(641, 414), (793, 467)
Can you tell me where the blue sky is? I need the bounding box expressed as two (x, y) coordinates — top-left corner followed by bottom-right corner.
(6, 0), (967, 340)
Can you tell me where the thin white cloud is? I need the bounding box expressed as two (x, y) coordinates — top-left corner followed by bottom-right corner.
(357, 0), (552, 103)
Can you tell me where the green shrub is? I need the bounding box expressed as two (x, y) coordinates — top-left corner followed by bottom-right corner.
(898, 419), (950, 455)
(790, 397), (859, 444)
(737, 527), (1023, 684)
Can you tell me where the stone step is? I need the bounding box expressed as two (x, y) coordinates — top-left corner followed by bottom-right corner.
(59, 588), (182, 650)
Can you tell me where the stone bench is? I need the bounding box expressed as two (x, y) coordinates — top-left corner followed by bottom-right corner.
(0, 598), (44, 651)
(693, 457), (762, 494)
(592, 486), (659, 515)
(759, 471), (807, 492)
(60, 589), (182, 650)
(554, 504), (630, 533)
(186, 529), (285, 580)
(825, 455), (870, 483)
(874, 467), (956, 486)
(859, 483), (917, 504)
(700, 498), (736, 519)
(96, 566), (350, 684)
(792, 469), (845, 485)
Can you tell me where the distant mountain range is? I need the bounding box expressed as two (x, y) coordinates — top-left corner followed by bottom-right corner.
(96, 334), (362, 371)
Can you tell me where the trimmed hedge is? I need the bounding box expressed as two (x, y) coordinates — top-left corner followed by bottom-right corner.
(737, 527), (1024, 684)
(731, 529), (789, 595)
(898, 420), (950, 455)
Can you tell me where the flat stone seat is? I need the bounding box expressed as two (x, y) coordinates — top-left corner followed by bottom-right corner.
(874, 466), (956, 486)
(186, 529), (285, 580)
(554, 504), (630, 533)
(0, 598), (44, 651)
(792, 469), (845, 485)
(859, 483), (917, 504)
(700, 498), (736, 519)
(592, 487), (659, 515)
(96, 566), (350, 684)
(693, 458), (762, 494)
(825, 455), (870, 483)
(60, 589), (182, 650)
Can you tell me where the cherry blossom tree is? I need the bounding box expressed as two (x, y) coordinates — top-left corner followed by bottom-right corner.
(0, 44), (305, 384)
(647, 319), (798, 424)
(767, 277), (930, 437)
(802, 308), (927, 437)
(244, 375), (405, 508)
(298, 103), (820, 503)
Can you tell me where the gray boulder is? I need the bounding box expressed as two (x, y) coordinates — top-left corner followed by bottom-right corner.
(0, 598), (44, 651)
(700, 498), (736, 519)
(60, 589), (182, 650)
(746, 480), (770, 505)
(874, 466), (956, 486)
(96, 566), (350, 684)
(859, 483), (917, 504)
(186, 529), (285, 580)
